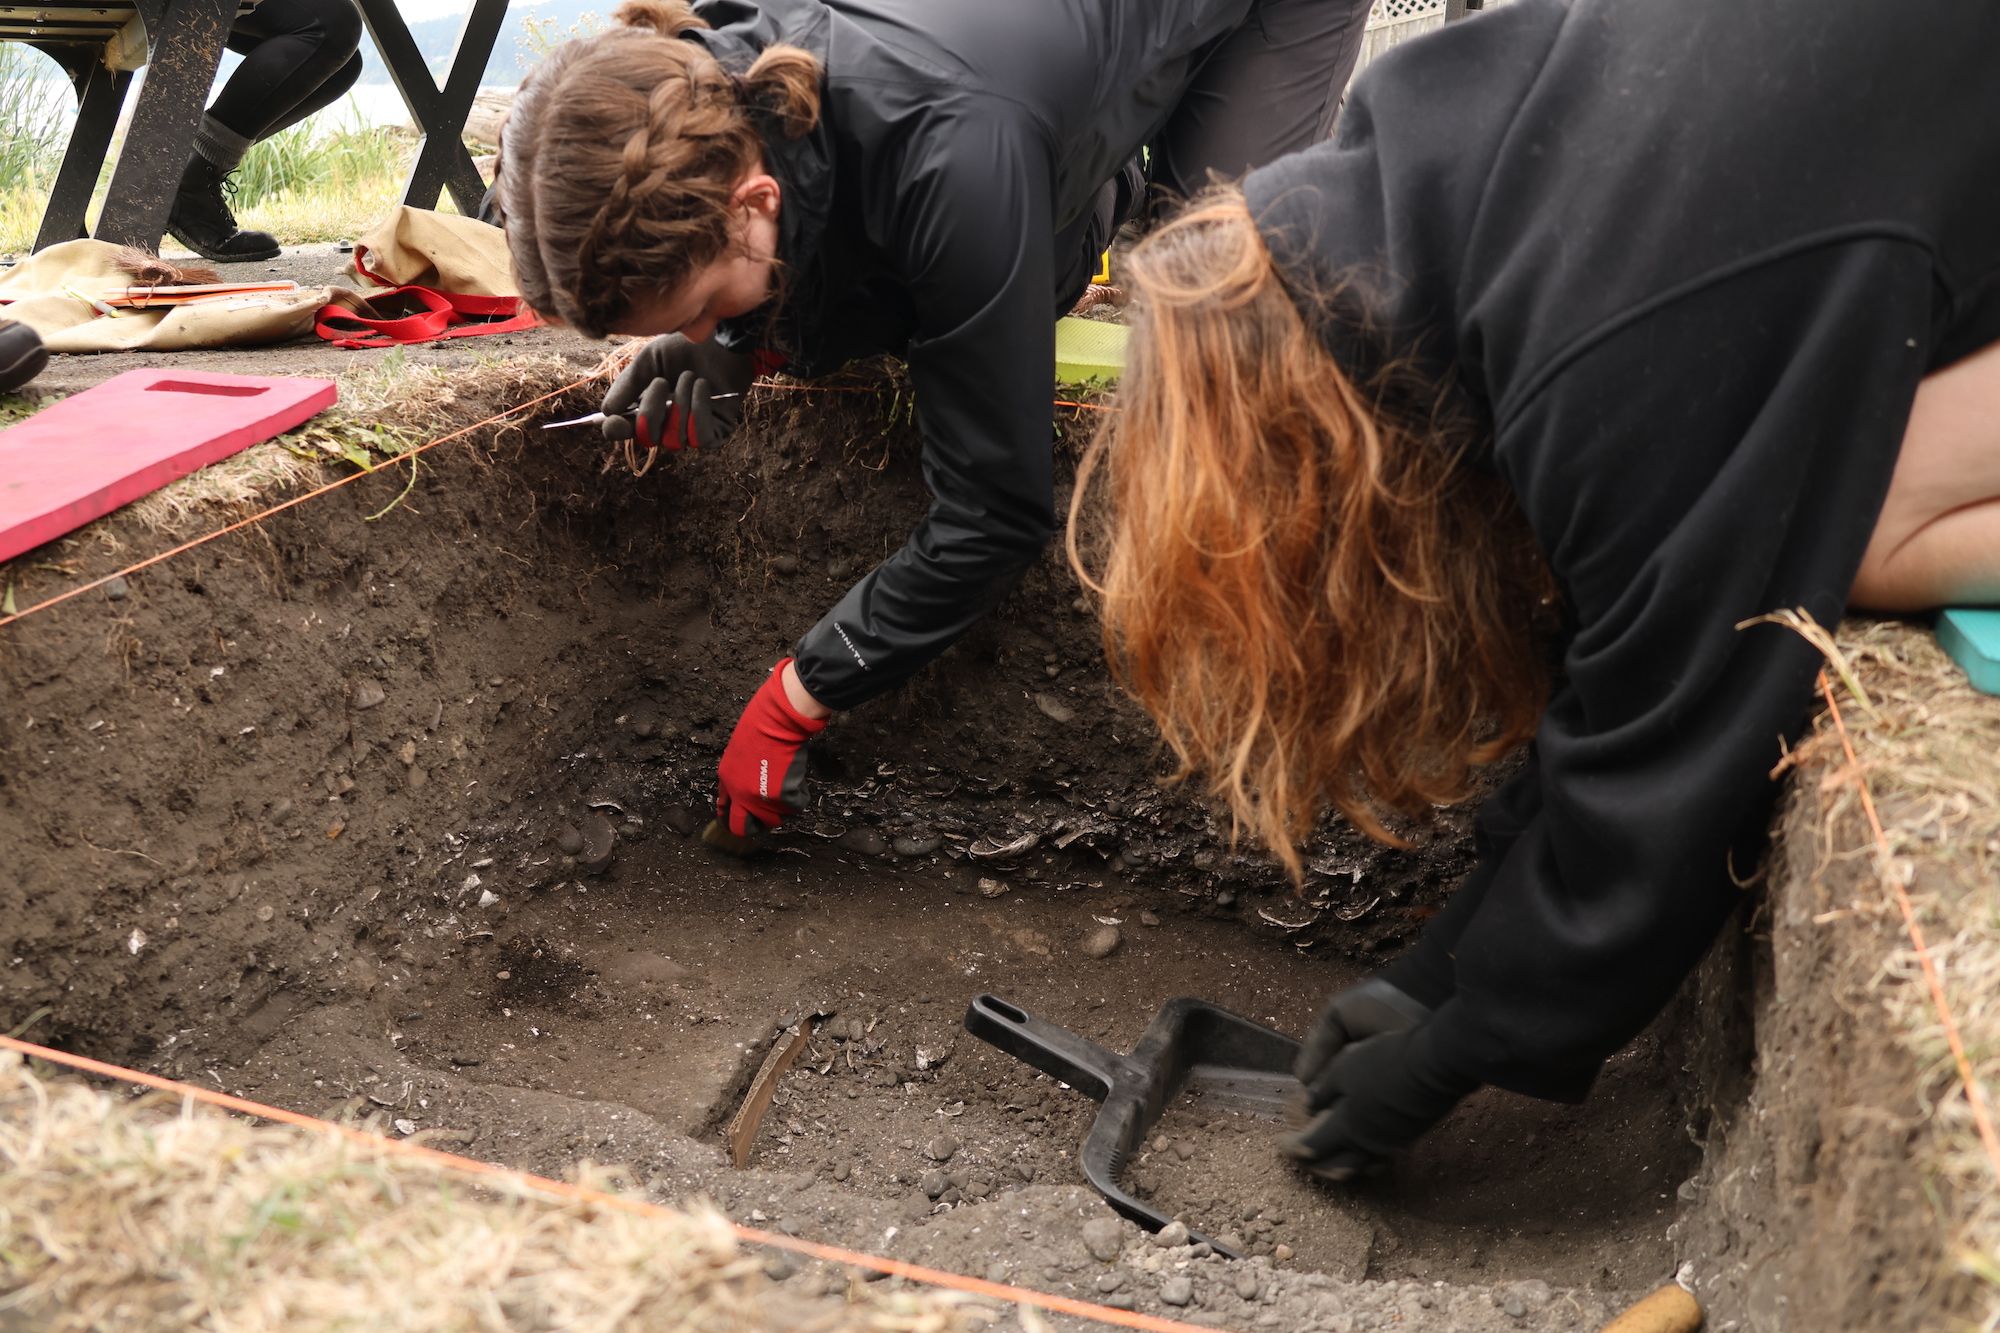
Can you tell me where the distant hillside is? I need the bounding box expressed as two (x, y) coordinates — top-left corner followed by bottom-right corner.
(355, 0), (605, 87)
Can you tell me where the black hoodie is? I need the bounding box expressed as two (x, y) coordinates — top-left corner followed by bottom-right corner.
(1246, 0), (2000, 1098)
(691, 0), (1261, 708)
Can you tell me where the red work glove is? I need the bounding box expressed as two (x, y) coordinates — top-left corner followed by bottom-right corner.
(715, 659), (827, 836)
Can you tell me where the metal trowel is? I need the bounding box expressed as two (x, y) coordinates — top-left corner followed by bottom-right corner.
(964, 992), (1301, 1259)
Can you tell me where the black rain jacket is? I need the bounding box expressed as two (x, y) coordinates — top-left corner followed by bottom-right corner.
(688, 0), (1256, 708)
(1246, 0), (2000, 1099)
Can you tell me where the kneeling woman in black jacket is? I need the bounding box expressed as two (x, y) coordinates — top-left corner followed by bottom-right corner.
(1072, 0), (2000, 1177)
(498, 0), (1372, 839)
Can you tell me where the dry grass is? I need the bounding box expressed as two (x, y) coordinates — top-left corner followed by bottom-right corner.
(1790, 618), (2000, 1326)
(102, 353), (608, 536)
(0, 1053), (977, 1332)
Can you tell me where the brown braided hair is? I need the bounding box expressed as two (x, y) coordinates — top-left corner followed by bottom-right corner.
(1068, 191), (1554, 879)
(499, 0), (821, 337)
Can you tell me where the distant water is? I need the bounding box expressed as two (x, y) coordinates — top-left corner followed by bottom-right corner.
(12, 73), (511, 145)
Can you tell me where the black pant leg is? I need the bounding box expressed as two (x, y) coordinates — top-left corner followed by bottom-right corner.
(209, 0), (365, 143)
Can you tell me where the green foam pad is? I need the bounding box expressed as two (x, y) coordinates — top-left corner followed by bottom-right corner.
(1935, 608), (2000, 695)
(1055, 316), (1126, 385)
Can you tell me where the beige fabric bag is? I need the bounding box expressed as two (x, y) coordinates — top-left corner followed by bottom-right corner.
(0, 240), (344, 353)
(344, 207), (520, 297)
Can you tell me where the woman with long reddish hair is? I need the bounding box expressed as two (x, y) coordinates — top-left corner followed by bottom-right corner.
(1074, 0), (2000, 1179)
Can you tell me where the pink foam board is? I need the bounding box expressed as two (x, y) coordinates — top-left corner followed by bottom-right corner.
(0, 368), (337, 565)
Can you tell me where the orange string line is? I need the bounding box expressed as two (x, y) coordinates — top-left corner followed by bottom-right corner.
(1817, 670), (2000, 1179)
(0, 1034), (1221, 1333)
(0, 375), (600, 632)
(0, 376), (1113, 634)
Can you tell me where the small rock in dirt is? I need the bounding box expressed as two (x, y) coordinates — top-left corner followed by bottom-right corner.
(1034, 692), (1077, 724)
(924, 1135), (959, 1164)
(1172, 1139), (1195, 1161)
(555, 825), (584, 856)
(1083, 925), (1123, 959)
(763, 1253), (798, 1282)
(839, 827), (890, 857)
(350, 680), (387, 710)
(1503, 1294), (1527, 1319)
(1216, 1232), (1244, 1254)
(1095, 1273), (1123, 1293)
(1160, 1277), (1194, 1307)
(977, 877), (1009, 899)
(985, 1261), (1009, 1284)
(892, 832), (943, 857)
(256, 904), (275, 922)
(1140, 909), (1161, 927)
(1081, 1217), (1126, 1262)
(268, 799), (293, 824)
(103, 576), (130, 601)
(1214, 887), (1237, 909)
(1154, 1220), (1190, 1249)
(393, 1118), (416, 1135)
(1507, 1280), (1552, 1310)
(397, 740), (417, 766)
(1102, 1294), (1137, 1312)
(832, 1161), (851, 1182)
(578, 812), (617, 873)
(920, 1170), (948, 1199)
(1151, 1135), (1170, 1153)
(1273, 1244), (1294, 1263)
(1233, 1270), (1260, 1302)
(1013, 1162), (1035, 1182)
(477, 889), (499, 908)
(630, 716), (657, 739)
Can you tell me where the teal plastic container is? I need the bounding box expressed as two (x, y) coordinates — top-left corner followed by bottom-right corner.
(1935, 608), (2000, 695)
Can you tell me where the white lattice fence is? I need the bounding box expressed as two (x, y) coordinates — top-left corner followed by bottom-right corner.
(1360, 0), (1458, 68)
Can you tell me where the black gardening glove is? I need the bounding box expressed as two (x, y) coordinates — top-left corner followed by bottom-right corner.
(601, 334), (756, 453)
(1285, 978), (1477, 1181)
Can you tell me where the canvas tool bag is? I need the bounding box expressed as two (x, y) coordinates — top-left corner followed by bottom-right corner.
(313, 207), (541, 349)
(0, 240), (334, 353)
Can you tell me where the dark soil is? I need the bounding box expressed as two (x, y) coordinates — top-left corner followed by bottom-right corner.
(0, 357), (1697, 1329)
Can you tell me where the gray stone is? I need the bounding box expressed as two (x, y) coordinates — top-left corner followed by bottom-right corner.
(1095, 1273), (1124, 1293)
(1233, 1269), (1260, 1302)
(839, 827), (890, 857)
(1083, 925), (1123, 959)
(1160, 1276), (1194, 1307)
(103, 576), (129, 601)
(578, 813), (617, 873)
(1034, 692), (1077, 724)
(920, 1170), (948, 1200)
(924, 1135), (959, 1163)
(555, 825), (584, 856)
(892, 833), (943, 858)
(1509, 1280), (1553, 1309)
(1081, 1216), (1125, 1262)
(1154, 1220), (1190, 1248)
(350, 680), (386, 710)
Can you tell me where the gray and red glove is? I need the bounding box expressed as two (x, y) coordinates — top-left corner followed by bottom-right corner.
(715, 659), (826, 836)
(601, 334), (756, 453)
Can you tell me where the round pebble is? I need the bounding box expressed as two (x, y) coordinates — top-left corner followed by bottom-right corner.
(1083, 925), (1122, 959)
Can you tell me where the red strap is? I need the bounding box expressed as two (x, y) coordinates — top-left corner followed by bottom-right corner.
(314, 282), (542, 350)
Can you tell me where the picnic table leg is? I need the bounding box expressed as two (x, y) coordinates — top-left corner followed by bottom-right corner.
(358, 0), (505, 215)
(32, 52), (131, 252)
(92, 0), (237, 249)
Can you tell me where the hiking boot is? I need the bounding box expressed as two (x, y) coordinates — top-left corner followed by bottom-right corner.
(166, 157), (281, 263)
(0, 318), (48, 393)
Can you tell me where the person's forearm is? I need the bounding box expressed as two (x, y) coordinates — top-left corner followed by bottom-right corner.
(781, 658), (834, 720)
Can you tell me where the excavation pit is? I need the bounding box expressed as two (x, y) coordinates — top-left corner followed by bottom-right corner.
(4, 351), (1988, 1330)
